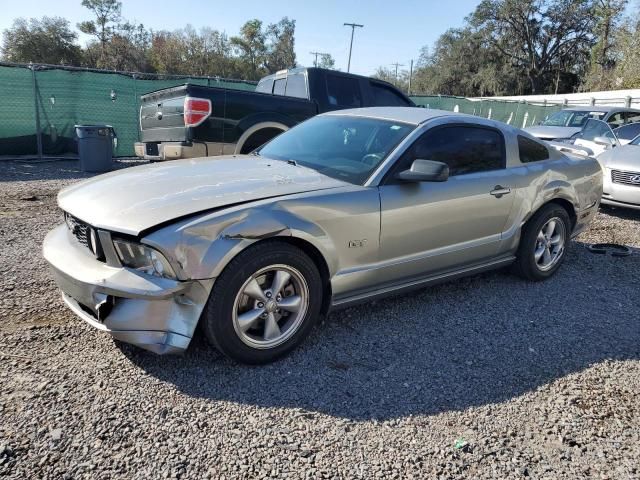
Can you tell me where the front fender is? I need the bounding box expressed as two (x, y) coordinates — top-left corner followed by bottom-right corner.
(145, 203), (338, 281)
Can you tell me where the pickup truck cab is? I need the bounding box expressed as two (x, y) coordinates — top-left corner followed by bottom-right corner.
(135, 67), (414, 160)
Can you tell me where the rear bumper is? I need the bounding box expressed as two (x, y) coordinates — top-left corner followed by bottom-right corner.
(43, 224), (213, 354)
(134, 141), (235, 160)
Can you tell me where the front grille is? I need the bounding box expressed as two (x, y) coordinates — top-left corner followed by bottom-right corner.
(611, 169), (640, 187)
(63, 212), (104, 260)
(65, 213), (90, 247)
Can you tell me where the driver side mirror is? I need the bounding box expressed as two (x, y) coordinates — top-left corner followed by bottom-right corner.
(594, 136), (616, 148)
(396, 159), (449, 183)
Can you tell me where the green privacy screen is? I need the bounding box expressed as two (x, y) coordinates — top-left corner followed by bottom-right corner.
(410, 95), (562, 129)
(0, 63), (256, 157)
(0, 63), (565, 158)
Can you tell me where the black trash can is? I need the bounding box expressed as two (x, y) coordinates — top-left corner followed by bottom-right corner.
(75, 125), (116, 173)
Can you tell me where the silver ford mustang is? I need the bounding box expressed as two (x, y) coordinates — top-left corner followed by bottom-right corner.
(43, 107), (603, 364)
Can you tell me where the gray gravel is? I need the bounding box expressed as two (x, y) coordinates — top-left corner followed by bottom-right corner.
(1, 159), (639, 479)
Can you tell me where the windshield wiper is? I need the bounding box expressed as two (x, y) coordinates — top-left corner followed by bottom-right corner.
(250, 150), (261, 156)
(286, 159), (298, 166)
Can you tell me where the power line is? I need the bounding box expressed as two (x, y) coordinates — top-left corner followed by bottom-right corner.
(310, 51), (330, 67)
(343, 22), (364, 73)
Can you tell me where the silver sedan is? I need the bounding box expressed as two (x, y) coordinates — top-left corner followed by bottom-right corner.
(43, 107), (603, 364)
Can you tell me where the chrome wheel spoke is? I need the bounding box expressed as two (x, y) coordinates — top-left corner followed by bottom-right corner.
(263, 313), (281, 341)
(271, 270), (291, 297)
(278, 295), (302, 313)
(545, 220), (556, 237)
(542, 247), (552, 265)
(534, 245), (545, 261)
(243, 278), (267, 302)
(237, 308), (265, 333)
(550, 233), (562, 245)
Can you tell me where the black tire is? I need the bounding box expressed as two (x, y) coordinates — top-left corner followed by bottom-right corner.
(513, 203), (571, 281)
(201, 240), (323, 364)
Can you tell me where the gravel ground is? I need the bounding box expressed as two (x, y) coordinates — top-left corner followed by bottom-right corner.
(1, 160), (639, 479)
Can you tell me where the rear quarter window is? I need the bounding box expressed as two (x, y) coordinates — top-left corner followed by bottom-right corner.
(256, 78), (274, 94)
(518, 135), (549, 163)
(273, 78), (286, 96)
(285, 73), (308, 99)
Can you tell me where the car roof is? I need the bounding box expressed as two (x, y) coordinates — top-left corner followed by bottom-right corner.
(563, 106), (640, 113)
(322, 107), (468, 125)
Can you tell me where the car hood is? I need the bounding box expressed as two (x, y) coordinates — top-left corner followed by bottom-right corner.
(597, 145), (640, 171)
(524, 125), (581, 140)
(58, 156), (349, 235)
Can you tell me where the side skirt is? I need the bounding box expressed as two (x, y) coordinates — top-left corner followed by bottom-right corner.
(330, 255), (515, 310)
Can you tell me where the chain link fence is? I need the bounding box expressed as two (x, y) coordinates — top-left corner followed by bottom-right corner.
(410, 95), (564, 128)
(0, 62), (256, 158)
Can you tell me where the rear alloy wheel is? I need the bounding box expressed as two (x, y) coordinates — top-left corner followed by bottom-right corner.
(202, 241), (322, 364)
(514, 204), (571, 281)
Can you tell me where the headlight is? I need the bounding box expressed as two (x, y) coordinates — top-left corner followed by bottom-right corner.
(112, 239), (176, 279)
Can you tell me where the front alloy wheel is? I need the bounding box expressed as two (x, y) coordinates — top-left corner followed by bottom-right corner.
(202, 241), (322, 364)
(232, 265), (309, 349)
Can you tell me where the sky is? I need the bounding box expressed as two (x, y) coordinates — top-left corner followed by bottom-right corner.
(0, 0), (481, 76)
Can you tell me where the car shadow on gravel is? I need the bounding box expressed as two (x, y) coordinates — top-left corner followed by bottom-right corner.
(121, 242), (640, 421)
(599, 204), (640, 222)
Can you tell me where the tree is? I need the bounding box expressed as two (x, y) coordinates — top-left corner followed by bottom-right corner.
(264, 17), (296, 72)
(78, 0), (122, 63)
(583, 0), (628, 90)
(230, 19), (267, 80)
(1, 16), (82, 65)
(470, 0), (597, 94)
(317, 53), (335, 69)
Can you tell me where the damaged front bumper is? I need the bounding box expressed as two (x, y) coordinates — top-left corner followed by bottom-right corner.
(43, 224), (213, 354)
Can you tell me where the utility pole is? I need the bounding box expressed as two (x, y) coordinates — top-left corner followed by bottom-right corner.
(310, 51), (329, 67)
(390, 62), (404, 82)
(408, 59), (414, 95)
(344, 22), (364, 73)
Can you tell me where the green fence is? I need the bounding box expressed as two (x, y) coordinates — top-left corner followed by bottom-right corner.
(0, 64), (568, 158)
(410, 95), (563, 128)
(0, 63), (256, 157)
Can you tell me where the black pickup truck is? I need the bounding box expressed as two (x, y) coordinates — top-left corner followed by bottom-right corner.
(135, 67), (414, 160)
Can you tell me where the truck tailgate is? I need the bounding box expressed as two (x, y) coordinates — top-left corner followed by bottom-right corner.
(140, 86), (189, 142)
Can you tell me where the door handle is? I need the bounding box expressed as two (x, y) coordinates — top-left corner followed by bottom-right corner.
(490, 185), (511, 198)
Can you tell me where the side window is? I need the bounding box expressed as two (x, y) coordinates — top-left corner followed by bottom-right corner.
(326, 75), (362, 108)
(406, 125), (505, 176)
(273, 78), (286, 96)
(371, 83), (409, 106)
(518, 135), (549, 163)
(623, 111), (640, 124)
(613, 123), (640, 141)
(255, 77), (274, 94)
(607, 112), (624, 127)
(284, 73), (308, 99)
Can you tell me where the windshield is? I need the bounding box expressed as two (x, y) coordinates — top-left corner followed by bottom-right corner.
(258, 115), (414, 184)
(542, 110), (606, 127)
(630, 135), (640, 146)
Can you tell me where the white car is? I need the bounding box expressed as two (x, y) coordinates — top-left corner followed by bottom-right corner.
(574, 120), (640, 157)
(525, 107), (640, 142)
(574, 120), (640, 210)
